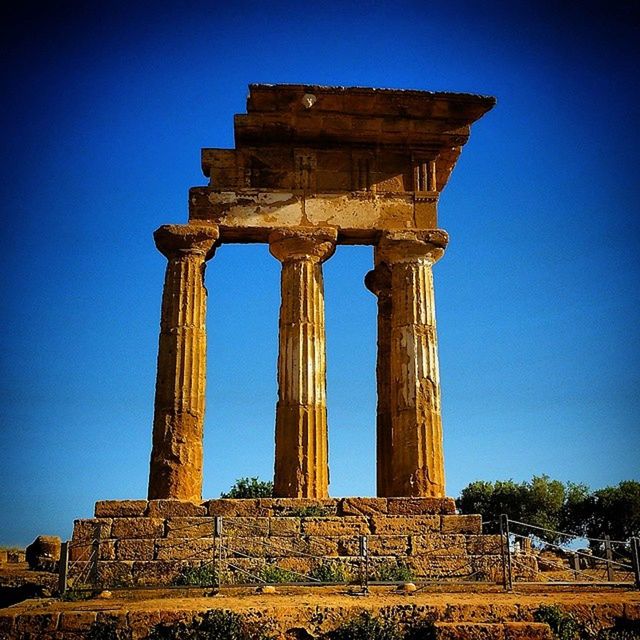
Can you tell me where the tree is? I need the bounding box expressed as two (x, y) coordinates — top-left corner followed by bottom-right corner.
(458, 476), (576, 542)
(220, 477), (274, 499)
(457, 477), (640, 549)
(584, 481), (640, 544)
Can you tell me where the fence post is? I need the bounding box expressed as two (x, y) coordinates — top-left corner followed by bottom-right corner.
(605, 535), (614, 582)
(215, 517), (223, 588)
(359, 535), (369, 594)
(631, 537), (640, 589)
(58, 541), (69, 595)
(571, 552), (580, 578)
(91, 523), (101, 590)
(499, 514), (512, 591)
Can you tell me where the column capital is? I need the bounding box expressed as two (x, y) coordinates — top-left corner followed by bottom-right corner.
(364, 262), (392, 298)
(154, 224), (219, 260)
(268, 227), (337, 264)
(378, 229), (449, 265)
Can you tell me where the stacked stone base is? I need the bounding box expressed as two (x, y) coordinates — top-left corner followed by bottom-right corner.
(68, 498), (536, 589)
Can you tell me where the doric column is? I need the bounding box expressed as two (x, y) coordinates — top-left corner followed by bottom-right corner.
(148, 224), (219, 502)
(378, 229), (449, 498)
(364, 261), (393, 497)
(269, 227), (337, 498)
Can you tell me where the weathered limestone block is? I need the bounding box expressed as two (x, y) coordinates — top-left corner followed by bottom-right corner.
(466, 534), (503, 554)
(269, 228), (337, 499)
(72, 518), (112, 540)
(156, 538), (214, 561)
(387, 497), (456, 515)
(269, 517), (301, 536)
(339, 535), (409, 556)
(441, 514), (482, 534)
(148, 224), (219, 502)
(165, 516), (214, 539)
(146, 499), (207, 518)
(25, 535), (61, 571)
(407, 556), (473, 578)
(205, 498), (269, 517)
(14, 613), (59, 637)
(95, 500), (148, 517)
(96, 561), (134, 587)
(433, 622), (553, 640)
(222, 517), (270, 537)
(503, 623), (554, 640)
(411, 534), (467, 556)
(60, 612), (97, 631)
(370, 515), (440, 534)
(69, 540), (115, 562)
(378, 229), (448, 498)
(131, 560), (194, 586)
(111, 517), (165, 539)
(339, 497), (388, 516)
(226, 537), (285, 558)
(471, 555), (504, 582)
(117, 539), (155, 561)
(306, 536), (340, 557)
(301, 516), (370, 536)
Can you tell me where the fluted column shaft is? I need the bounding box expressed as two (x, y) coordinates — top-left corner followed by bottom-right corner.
(148, 224), (219, 501)
(364, 262), (393, 497)
(269, 228), (337, 498)
(378, 229), (448, 498)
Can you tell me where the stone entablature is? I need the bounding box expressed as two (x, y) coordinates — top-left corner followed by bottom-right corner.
(193, 85), (495, 241)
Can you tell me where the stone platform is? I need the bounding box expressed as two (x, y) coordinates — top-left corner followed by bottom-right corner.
(66, 498), (533, 589)
(2, 585), (639, 639)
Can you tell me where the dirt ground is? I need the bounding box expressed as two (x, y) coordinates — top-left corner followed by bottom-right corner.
(3, 583), (639, 616)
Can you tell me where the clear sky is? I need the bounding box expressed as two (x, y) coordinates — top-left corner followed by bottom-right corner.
(0, 1), (638, 546)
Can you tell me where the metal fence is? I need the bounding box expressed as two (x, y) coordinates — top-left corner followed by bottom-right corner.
(58, 514), (640, 595)
(499, 514), (640, 590)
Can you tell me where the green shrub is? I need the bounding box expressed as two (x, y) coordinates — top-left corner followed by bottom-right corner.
(221, 477), (274, 498)
(309, 560), (350, 583)
(260, 564), (299, 583)
(61, 588), (93, 601)
(534, 605), (581, 640)
(328, 611), (401, 640)
(174, 564), (218, 586)
(598, 620), (640, 640)
(374, 560), (413, 583)
(404, 618), (437, 640)
(149, 609), (275, 640)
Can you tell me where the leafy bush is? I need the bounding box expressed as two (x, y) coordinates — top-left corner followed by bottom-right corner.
(260, 564), (299, 583)
(61, 588), (93, 601)
(149, 609), (275, 640)
(221, 477), (274, 498)
(374, 560), (413, 583)
(174, 564), (218, 586)
(534, 605), (581, 640)
(598, 619), (640, 640)
(309, 560), (351, 583)
(327, 611), (401, 640)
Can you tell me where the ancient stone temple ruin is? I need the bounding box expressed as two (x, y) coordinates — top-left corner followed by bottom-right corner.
(149, 83), (495, 503)
(68, 85), (513, 588)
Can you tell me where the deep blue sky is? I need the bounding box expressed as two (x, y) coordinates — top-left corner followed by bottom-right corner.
(1, 1), (638, 546)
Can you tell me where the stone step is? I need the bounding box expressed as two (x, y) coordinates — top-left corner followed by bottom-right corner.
(432, 622), (553, 640)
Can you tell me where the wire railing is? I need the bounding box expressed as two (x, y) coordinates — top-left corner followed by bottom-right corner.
(57, 513), (640, 595)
